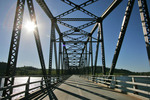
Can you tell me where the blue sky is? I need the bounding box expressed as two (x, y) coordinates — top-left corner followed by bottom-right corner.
(0, 0), (150, 72)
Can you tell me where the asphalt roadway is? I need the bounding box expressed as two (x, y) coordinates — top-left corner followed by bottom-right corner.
(44, 75), (140, 100)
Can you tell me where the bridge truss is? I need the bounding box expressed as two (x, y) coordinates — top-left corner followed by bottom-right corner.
(2, 0), (150, 99)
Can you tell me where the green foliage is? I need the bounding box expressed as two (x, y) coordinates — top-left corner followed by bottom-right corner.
(0, 62), (150, 76)
(16, 66), (42, 75)
(0, 62), (7, 76)
(83, 66), (150, 75)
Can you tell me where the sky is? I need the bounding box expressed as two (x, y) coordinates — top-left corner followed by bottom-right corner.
(0, 0), (150, 72)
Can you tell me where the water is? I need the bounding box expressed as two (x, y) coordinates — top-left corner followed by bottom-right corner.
(0, 77), (42, 99)
(114, 76), (150, 98)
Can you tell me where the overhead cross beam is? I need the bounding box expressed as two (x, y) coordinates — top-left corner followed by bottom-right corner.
(82, 0), (123, 56)
(61, 20), (97, 37)
(36, 0), (69, 64)
(57, 0), (99, 41)
(56, 0), (98, 18)
(57, 18), (96, 21)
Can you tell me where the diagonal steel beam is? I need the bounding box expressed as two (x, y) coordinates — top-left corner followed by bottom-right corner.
(78, 20), (97, 29)
(57, 21), (89, 34)
(81, 0), (123, 57)
(79, 7), (98, 18)
(36, 0), (68, 56)
(61, 0), (98, 18)
(109, 0), (135, 75)
(138, 0), (150, 64)
(80, 0), (98, 7)
(62, 20), (96, 37)
(27, 0), (57, 99)
(56, 7), (78, 18)
(57, 0), (98, 18)
(3, 0), (25, 97)
(101, 0), (123, 20)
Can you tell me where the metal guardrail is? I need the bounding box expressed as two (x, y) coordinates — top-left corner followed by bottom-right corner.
(82, 75), (150, 99)
(0, 75), (70, 100)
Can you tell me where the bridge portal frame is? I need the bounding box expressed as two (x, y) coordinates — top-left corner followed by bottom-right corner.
(2, 0), (150, 99)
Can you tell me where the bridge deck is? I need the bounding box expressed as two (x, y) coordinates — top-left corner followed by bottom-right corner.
(44, 75), (139, 100)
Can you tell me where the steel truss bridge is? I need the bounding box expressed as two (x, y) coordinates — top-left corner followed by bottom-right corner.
(1, 0), (150, 99)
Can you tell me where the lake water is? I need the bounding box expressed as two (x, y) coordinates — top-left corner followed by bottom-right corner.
(0, 77), (43, 99)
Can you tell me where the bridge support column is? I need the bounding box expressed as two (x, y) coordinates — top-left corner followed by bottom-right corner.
(88, 43), (90, 75)
(3, 0), (25, 98)
(89, 36), (94, 75)
(85, 45), (88, 75)
(99, 23), (106, 75)
(94, 23), (100, 76)
(27, 0), (57, 99)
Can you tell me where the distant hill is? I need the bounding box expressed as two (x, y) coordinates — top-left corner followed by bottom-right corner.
(0, 62), (42, 76)
(0, 62), (150, 76)
(84, 66), (134, 75)
(16, 66), (42, 75)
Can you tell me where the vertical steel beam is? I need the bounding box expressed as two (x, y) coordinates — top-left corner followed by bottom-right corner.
(27, 0), (57, 99)
(58, 35), (62, 77)
(3, 0), (25, 98)
(94, 23), (101, 75)
(138, 0), (150, 64)
(90, 37), (94, 75)
(62, 45), (65, 75)
(100, 22), (106, 75)
(60, 44), (63, 76)
(48, 21), (54, 80)
(85, 45), (87, 74)
(53, 27), (58, 78)
(88, 43), (90, 75)
(109, 0), (135, 75)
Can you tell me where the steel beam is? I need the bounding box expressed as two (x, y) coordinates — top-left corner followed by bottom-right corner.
(62, 20), (96, 35)
(82, 23), (98, 53)
(60, 0), (98, 18)
(101, 0), (123, 20)
(57, 21), (89, 34)
(138, 0), (150, 64)
(36, 0), (70, 70)
(56, 7), (78, 18)
(109, 0), (135, 75)
(99, 23), (106, 75)
(57, 18), (96, 21)
(58, 35), (62, 77)
(94, 23), (101, 75)
(79, 7), (98, 18)
(85, 45), (88, 74)
(27, 0), (57, 99)
(36, 0), (54, 19)
(82, 0), (123, 53)
(90, 37), (94, 75)
(54, 28), (58, 78)
(3, 0), (25, 97)
(62, 45), (65, 75)
(48, 21), (54, 81)
(36, 0), (66, 46)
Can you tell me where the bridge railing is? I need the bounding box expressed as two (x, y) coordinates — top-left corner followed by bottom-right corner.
(0, 75), (69, 100)
(81, 75), (150, 99)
